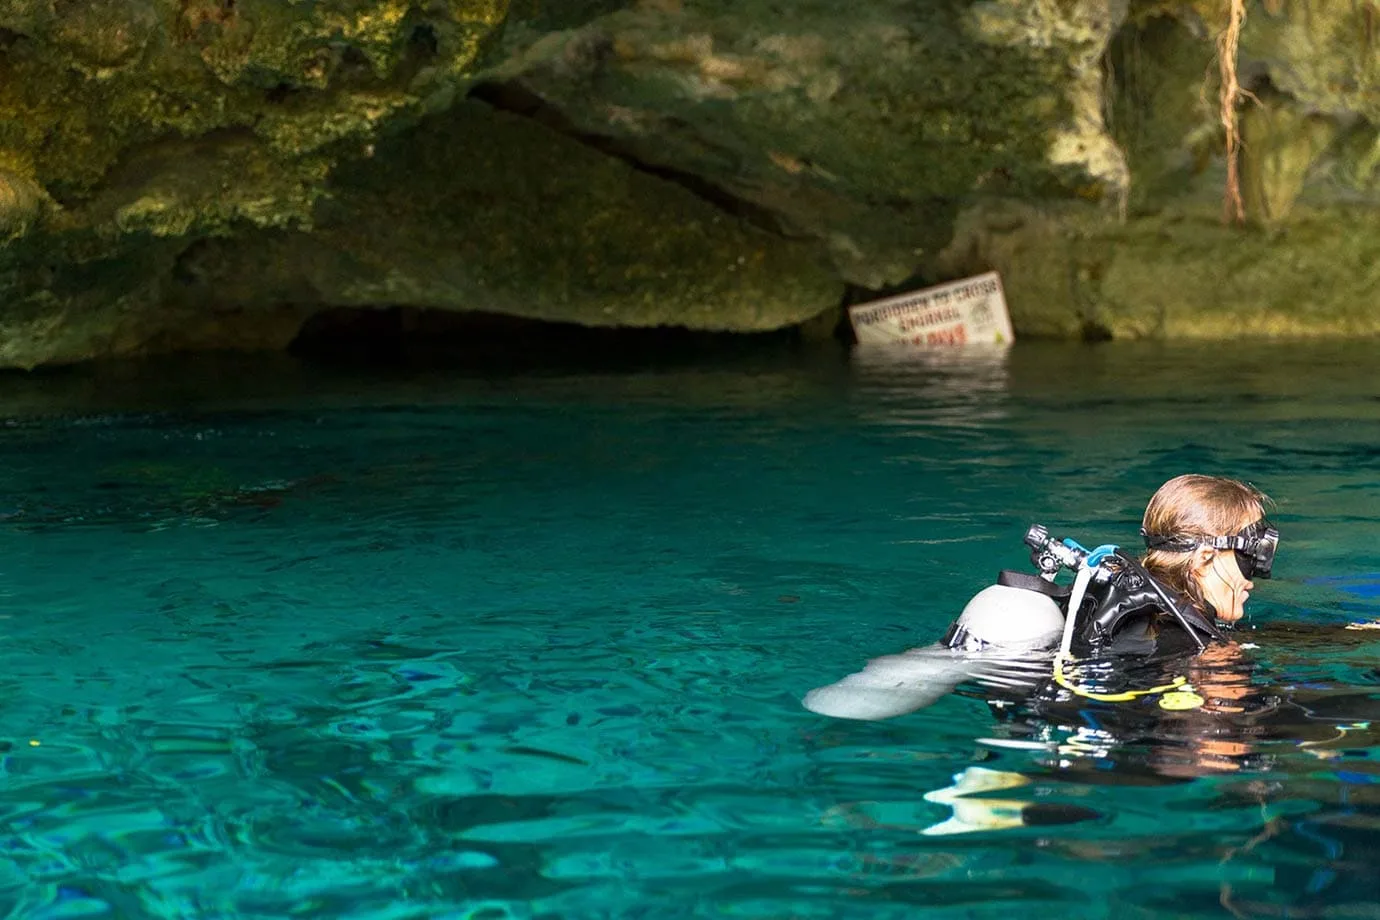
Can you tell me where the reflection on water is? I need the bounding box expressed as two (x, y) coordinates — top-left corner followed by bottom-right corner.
(0, 340), (1377, 918)
(850, 344), (1014, 431)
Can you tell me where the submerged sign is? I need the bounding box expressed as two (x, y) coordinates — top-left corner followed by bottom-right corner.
(847, 271), (1013, 348)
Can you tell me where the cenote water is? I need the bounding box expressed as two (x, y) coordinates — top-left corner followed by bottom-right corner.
(1, 340), (1377, 919)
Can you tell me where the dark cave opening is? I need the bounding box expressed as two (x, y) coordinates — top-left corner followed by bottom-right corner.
(286, 306), (831, 371)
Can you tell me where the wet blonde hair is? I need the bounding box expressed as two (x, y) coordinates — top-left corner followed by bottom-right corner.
(1141, 474), (1269, 605)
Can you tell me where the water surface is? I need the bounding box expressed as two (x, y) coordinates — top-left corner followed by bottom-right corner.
(1, 341), (1377, 919)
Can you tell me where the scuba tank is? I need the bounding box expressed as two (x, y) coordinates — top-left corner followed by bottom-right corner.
(941, 524), (1221, 657)
(939, 524), (1224, 708)
(939, 583), (1066, 653)
(939, 524), (1083, 654)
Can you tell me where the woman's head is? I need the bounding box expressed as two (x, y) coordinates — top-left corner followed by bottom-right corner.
(1140, 474), (1272, 623)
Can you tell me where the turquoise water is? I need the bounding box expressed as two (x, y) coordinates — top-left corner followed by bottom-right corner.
(1, 341), (1378, 919)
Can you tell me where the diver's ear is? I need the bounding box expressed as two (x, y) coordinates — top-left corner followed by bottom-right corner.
(1189, 546), (1216, 575)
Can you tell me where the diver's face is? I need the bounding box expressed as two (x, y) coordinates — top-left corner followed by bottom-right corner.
(1193, 546), (1254, 624)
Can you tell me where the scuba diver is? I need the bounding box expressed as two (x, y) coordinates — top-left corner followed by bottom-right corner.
(805, 475), (1380, 911)
(802, 474), (1278, 720)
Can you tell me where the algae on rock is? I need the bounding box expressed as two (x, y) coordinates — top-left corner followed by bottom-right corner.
(940, 198), (1380, 341)
(0, 167), (45, 242)
(1239, 93), (1336, 227)
(162, 100), (843, 335)
(2, 0), (1379, 368)
(0, 0), (513, 367)
(1241, 1), (1380, 123)
(969, 0), (1132, 211)
(485, 0), (1108, 289)
(2, 0), (510, 205)
(1106, 11), (1223, 213)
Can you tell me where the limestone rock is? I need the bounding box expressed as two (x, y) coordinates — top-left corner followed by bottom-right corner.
(484, 1), (1119, 290)
(164, 101), (843, 336)
(0, 0), (1378, 368)
(940, 198), (1380, 341)
(969, 0), (1132, 210)
(1242, 1), (1380, 123)
(0, 167), (45, 241)
(1240, 95), (1336, 227)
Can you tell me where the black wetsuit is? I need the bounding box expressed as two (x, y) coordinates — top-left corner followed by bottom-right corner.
(996, 550), (1224, 659)
(1066, 555), (1223, 658)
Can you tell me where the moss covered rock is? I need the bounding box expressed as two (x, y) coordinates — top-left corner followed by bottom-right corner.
(2, 0), (1380, 369)
(940, 198), (1380, 340)
(485, 0), (1116, 288)
(0, 0), (511, 367)
(0, 0), (1124, 368)
(162, 100), (842, 334)
(0, 167), (45, 241)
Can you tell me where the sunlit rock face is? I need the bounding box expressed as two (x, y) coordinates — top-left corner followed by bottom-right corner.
(0, 0), (1128, 367)
(0, 0), (511, 367)
(1, 0), (1379, 368)
(937, 1), (1380, 342)
(479, 0), (1116, 287)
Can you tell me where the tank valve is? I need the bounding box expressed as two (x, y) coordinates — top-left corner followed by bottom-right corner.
(1024, 523), (1085, 578)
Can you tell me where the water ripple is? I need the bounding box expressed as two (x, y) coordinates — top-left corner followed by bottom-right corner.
(0, 343), (1377, 917)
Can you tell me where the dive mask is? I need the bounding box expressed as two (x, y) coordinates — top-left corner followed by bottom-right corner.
(1141, 518), (1278, 580)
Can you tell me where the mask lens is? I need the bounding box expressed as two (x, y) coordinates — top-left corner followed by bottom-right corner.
(1251, 526), (1278, 579)
(1232, 521), (1277, 580)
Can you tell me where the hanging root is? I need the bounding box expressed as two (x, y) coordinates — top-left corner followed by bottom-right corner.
(1218, 0), (1248, 225)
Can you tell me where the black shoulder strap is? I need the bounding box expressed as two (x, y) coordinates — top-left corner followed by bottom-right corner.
(997, 569), (1072, 600)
